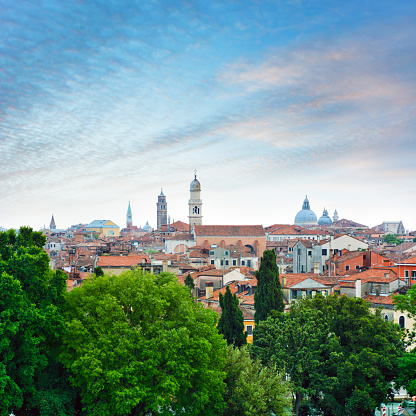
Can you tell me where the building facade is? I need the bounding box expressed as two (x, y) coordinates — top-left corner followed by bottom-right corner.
(157, 190), (167, 230)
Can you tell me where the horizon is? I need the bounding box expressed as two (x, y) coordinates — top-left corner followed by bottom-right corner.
(1, 0), (415, 231)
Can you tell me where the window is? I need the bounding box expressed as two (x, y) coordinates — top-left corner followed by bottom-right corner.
(210, 260), (215, 265)
(247, 260), (252, 267)
(363, 255), (366, 260)
(246, 325), (253, 336)
(384, 314), (389, 321)
(210, 251), (214, 255)
(399, 315), (405, 329)
(298, 249), (301, 255)
(412, 271), (416, 278)
(308, 250), (312, 256)
(225, 260), (229, 266)
(356, 265), (360, 269)
(322, 249), (327, 255)
(220, 260), (224, 266)
(233, 260), (237, 266)
(345, 265), (350, 271)
(242, 260), (245, 266)
(405, 270), (409, 277)
(334, 249), (339, 254)
(225, 251), (229, 256)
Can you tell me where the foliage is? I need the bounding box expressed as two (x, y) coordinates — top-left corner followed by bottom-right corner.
(218, 286), (247, 347)
(393, 284), (416, 394)
(252, 303), (339, 416)
(184, 272), (195, 290)
(223, 345), (292, 416)
(61, 270), (227, 416)
(0, 227), (76, 416)
(413, 237), (416, 243)
(94, 266), (104, 277)
(382, 234), (401, 245)
(254, 249), (284, 326)
(253, 294), (404, 416)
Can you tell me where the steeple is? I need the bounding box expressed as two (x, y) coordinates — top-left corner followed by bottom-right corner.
(157, 189), (167, 230)
(302, 195), (310, 211)
(50, 214), (56, 230)
(188, 171), (202, 233)
(126, 201), (133, 229)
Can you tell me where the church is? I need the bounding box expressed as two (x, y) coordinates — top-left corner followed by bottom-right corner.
(164, 173), (266, 257)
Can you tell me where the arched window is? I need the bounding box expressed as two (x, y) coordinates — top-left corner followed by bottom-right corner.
(399, 315), (405, 329)
(384, 314), (389, 321)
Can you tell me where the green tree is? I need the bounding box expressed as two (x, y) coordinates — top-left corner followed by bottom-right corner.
(184, 273), (195, 290)
(223, 345), (292, 416)
(94, 266), (104, 277)
(0, 227), (76, 416)
(218, 286), (247, 347)
(253, 295), (404, 416)
(253, 303), (339, 416)
(383, 234), (401, 245)
(393, 284), (416, 395)
(254, 249), (284, 326)
(60, 270), (227, 415)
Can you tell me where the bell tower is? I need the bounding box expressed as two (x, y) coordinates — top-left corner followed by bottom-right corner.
(126, 201), (133, 229)
(188, 171), (202, 233)
(157, 189), (167, 230)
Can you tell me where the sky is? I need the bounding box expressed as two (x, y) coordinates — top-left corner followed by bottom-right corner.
(1, 0), (415, 232)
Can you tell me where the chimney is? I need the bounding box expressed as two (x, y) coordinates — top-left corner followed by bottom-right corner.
(205, 281), (214, 299)
(355, 279), (361, 298)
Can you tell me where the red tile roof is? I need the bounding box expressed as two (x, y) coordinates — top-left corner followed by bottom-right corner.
(396, 255), (416, 265)
(98, 255), (150, 267)
(194, 225), (266, 237)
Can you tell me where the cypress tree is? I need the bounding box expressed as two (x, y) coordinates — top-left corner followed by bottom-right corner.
(254, 249), (284, 326)
(218, 286), (247, 347)
(184, 273), (195, 290)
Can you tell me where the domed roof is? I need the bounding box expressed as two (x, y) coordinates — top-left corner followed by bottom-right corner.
(294, 196), (317, 225)
(190, 173), (201, 191)
(143, 221), (152, 232)
(318, 208), (332, 226)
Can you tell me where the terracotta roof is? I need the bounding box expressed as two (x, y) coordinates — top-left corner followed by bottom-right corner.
(282, 274), (338, 288)
(171, 221), (189, 232)
(362, 294), (395, 306)
(98, 255), (150, 267)
(165, 233), (194, 241)
(338, 268), (397, 283)
(396, 254), (416, 264)
(194, 225), (266, 237)
(333, 251), (365, 263)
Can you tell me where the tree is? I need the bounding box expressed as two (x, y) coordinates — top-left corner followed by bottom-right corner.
(0, 227), (77, 416)
(393, 285), (416, 395)
(95, 266), (104, 277)
(60, 270), (227, 415)
(383, 234), (401, 245)
(254, 249), (284, 326)
(252, 304), (339, 416)
(184, 273), (195, 290)
(218, 286), (247, 347)
(253, 294), (404, 416)
(223, 346), (292, 416)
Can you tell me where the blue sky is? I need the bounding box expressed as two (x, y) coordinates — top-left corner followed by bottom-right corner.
(1, 0), (415, 231)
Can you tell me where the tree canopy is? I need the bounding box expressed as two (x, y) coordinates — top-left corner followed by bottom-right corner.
(184, 272), (195, 290)
(223, 346), (292, 416)
(382, 234), (402, 245)
(218, 285), (247, 347)
(0, 227), (75, 416)
(254, 249), (284, 326)
(60, 270), (227, 415)
(393, 284), (416, 395)
(253, 294), (404, 416)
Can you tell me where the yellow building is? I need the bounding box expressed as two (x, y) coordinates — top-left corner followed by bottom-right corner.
(85, 220), (120, 237)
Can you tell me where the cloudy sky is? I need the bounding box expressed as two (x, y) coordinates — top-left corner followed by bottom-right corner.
(1, 0), (415, 232)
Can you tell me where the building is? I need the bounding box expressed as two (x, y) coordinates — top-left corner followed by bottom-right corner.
(156, 189), (167, 230)
(50, 214), (56, 230)
(194, 225), (267, 257)
(317, 208), (332, 226)
(85, 220), (120, 237)
(188, 172), (203, 233)
(294, 196), (318, 226)
(126, 201), (133, 228)
(293, 234), (369, 274)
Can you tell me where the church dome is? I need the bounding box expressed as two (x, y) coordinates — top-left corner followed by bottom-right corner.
(294, 196), (317, 225)
(318, 208), (332, 226)
(190, 174), (201, 191)
(143, 221), (152, 233)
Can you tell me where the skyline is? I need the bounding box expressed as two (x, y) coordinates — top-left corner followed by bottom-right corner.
(1, 0), (415, 231)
